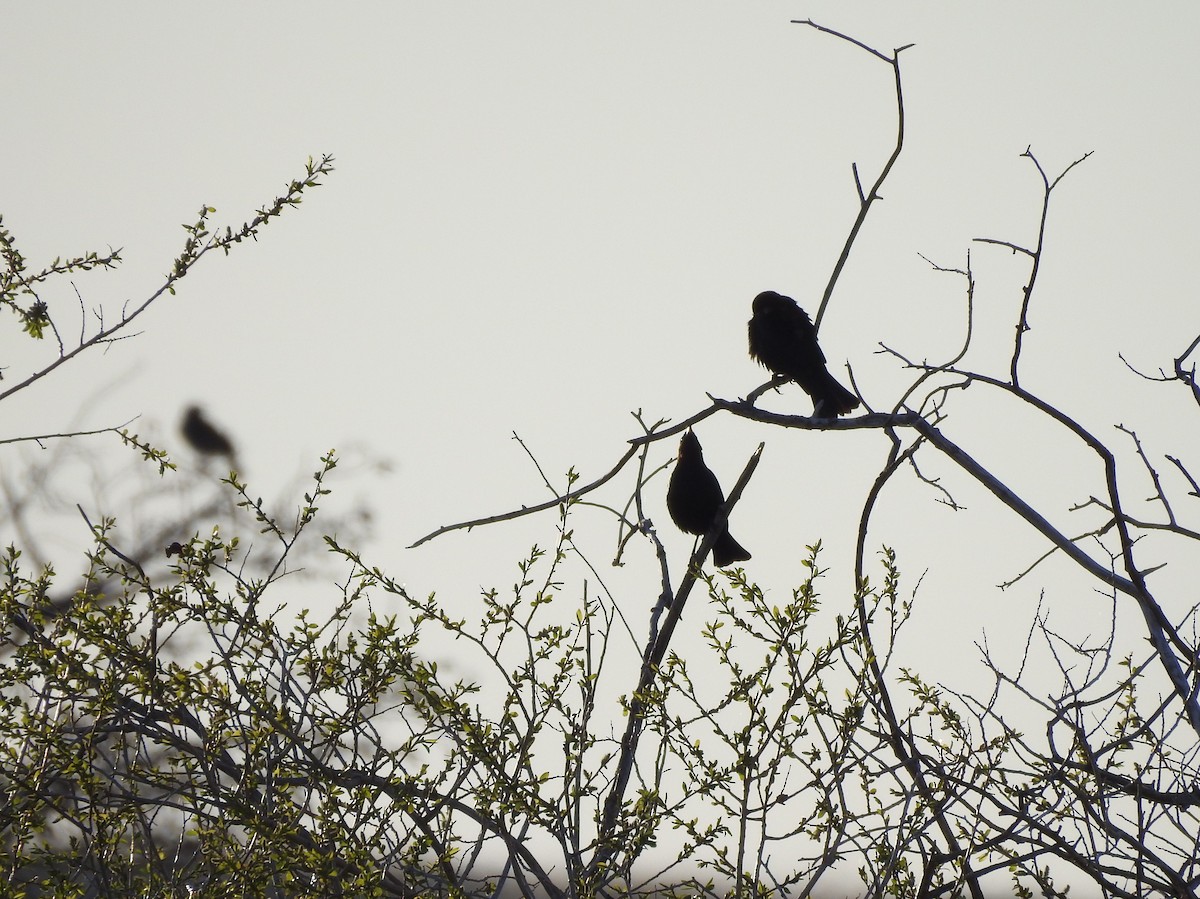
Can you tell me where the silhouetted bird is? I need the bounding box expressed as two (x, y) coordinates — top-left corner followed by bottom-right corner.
(181, 406), (235, 458)
(666, 430), (751, 567)
(748, 290), (860, 417)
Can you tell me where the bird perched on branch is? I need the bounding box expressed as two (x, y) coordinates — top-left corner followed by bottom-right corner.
(748, 290), (859, 417)
(182, 406), (236, 459)
(666, 430), (751, 567)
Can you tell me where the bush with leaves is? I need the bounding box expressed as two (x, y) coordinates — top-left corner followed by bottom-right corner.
(3, 20), (1200, 899)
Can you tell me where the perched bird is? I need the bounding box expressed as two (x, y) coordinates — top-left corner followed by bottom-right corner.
(748, 290), (860, 417)
(181, 406), (235, 458)
(666, 430), (751, 567)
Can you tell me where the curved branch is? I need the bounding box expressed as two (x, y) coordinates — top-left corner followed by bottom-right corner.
(792, 20), (913, 333)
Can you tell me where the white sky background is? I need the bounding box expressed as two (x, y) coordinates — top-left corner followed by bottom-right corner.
(5, 2), (1200, 728)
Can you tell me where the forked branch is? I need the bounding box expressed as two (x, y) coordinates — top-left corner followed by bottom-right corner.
(791, 20), (914, 333)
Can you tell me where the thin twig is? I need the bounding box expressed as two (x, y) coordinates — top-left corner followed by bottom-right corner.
(1116, 424), (1176, 526)
(0, 421), (136, 446)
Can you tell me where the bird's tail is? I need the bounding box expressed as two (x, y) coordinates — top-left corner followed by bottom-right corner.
(713, 531), (752, 567)
(817, 375), (860, 417)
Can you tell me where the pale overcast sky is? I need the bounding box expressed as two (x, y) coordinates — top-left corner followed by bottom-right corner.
(4, 4), (1199, 696)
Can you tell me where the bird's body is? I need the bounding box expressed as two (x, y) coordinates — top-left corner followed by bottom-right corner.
(182, 406), (235, 458)
(748, 290), (859, 417)
(666, 430), (751, 567)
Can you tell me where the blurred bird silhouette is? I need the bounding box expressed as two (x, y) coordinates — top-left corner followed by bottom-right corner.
(182, 406), (235, 459)
(748, 290), (859, 417)
(666, 430), (751, 567)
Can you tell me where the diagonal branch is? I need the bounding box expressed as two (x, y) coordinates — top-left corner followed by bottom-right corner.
(0, 155), (334, 408)
(409, 401), (743, 548)
(588, 443), (763, 884)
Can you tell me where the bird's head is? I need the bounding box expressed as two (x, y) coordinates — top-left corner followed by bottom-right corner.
(753, 291), (787, 315)
(678, 429), (702, 460)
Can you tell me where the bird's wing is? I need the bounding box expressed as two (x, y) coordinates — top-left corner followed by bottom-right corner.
(785, 304), (827, 365)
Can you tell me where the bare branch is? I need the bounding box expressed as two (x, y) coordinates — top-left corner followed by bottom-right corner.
(0, 421), (136, 447)
(1166, 454), (1200, 498)
(408, 443), (641, 549)
(973, 149), (1092, 388)
(1174, 332), (1200, 408)
(409, 389), (762, 548)
(970, 237), (1034, 257)
(792, 20), (912, 333)
(1116, 424), (1176, 526)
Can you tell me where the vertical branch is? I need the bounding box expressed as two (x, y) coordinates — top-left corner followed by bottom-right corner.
(792, 21), (913, 333)
(975, 148), (1092, 388)
(1009, 150), (1051, 387)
